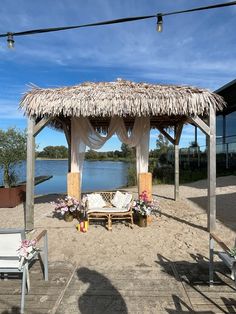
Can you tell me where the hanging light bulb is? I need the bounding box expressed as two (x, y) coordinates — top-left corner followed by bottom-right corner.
(7, 33), (15, 48)
(156, 14), (163, 32)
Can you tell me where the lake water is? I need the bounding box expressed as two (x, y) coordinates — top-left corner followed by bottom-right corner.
(0, 160), (129, 195)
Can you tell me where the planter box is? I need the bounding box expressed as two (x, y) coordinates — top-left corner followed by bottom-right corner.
(0, 185), (26, 208)
(136, 215), (153, 227)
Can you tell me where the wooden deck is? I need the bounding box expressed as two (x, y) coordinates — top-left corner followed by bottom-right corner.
(19, 175), (53, 187)
(0, 258), (235, 313)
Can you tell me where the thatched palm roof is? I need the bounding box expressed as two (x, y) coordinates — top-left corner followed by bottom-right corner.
(20, 79), (225, 129)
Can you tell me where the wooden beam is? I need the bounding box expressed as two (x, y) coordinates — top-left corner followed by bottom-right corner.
(157, 127), (175, 145)
(61, 120), (71, 172)
(174, 124), (183, 145)
(33, 117), (51, 137)
(138, 173), (152, 201)
(207, 105), (216, 232)
(25, 118), (35, 231)
(189, 116), (210, 136)
(174, 143), (179, 201)
(210, 233), (230, 252)
(174, 124), (183, 200)
(67, 172), (80, 200)
(61, 120), (71, 146)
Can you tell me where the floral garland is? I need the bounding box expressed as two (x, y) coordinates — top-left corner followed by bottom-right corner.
(51, 196), (80, 216)
(17, 239), (38, 270)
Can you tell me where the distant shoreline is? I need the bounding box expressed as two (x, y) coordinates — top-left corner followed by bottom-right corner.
(36, 158), (131, 162)
(36, 158), (68, 160)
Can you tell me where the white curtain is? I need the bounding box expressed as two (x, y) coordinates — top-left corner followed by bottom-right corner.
(71, 116), (150, 181)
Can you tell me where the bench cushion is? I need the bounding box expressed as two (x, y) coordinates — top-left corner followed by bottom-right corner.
(87, 207), (130, 214)
(111, 191), (132, 208)
(87, 193), (106, 209)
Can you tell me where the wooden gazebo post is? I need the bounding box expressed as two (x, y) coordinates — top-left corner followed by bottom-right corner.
(25, 118), (35, 231)
(189, 104), (216, 284)
(25, 117), (51, 230)
(189, 106), (216, 232)
(157, 124), (183, 201)
(67, 118), (81, 200)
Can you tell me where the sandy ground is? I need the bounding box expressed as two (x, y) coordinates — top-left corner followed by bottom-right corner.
(1, 175), (236, 268)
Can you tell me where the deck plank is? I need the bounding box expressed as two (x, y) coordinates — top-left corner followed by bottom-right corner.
(0, 260), (236, 313)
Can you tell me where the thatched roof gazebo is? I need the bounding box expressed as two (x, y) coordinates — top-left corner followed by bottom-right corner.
(21, 79), (225, 284)
(20, 79), (225, 282)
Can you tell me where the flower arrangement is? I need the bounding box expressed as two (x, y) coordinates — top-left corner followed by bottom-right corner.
(133, 190), (154, 216)
(17, 239), (38, 270)
(51, 196), (80, 217)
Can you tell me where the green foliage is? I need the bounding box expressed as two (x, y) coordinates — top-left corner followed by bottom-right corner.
(0, 128), (27, 187)
(37, 145), (134, 161)
(152, 133), (173, 165)
(229, 247), (236, 257)
(37, 145), (68, 159)
(86, 149), (99, 160)
(120, 143), (135, 159)
(156, 133), (170, 154)
(127, 163), (137, 186)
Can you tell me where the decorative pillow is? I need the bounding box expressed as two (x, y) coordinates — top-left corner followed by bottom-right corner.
(111, 191), (132, 208)
(123, 193), (132, 208)
(87, 193), (106, 209)
(111, 191), (125, 208)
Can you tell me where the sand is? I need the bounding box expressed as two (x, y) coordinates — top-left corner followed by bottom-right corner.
(1, 175), (236, 268)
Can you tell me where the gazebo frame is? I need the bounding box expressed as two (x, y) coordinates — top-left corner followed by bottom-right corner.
(21, 80), (223, 285)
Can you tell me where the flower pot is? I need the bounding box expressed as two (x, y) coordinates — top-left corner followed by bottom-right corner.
(138, 215), (147, 227)
(72, 210), (80, 220)
(0, 185), (26, 208)
(64, 212), (74, 222)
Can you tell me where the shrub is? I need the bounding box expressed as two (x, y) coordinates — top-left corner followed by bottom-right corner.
(0, 128), (27, 187)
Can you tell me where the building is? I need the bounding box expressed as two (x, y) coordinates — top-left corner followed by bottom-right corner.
(215, 79), (236, 169)
(215, 79), (236, 145)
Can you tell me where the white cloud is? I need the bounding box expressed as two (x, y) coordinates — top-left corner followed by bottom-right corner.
(0, 100), (24, 119)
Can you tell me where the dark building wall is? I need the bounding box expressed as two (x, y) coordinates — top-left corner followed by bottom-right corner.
(215, 79), (236, 145)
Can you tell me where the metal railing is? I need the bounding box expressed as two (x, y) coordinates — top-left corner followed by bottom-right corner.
(167, 138), (236, 170)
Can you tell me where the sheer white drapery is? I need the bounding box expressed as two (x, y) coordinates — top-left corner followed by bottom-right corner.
(71, 116), (150, 179)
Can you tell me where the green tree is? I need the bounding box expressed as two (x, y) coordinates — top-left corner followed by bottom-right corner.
(156, 133), (170, 154)
(121, 143), (134, 158)
(156, 133), (172, 165)
(0, 128), (27, 187)
(37, 146), (68, 158)
(85, 149), (99, 160)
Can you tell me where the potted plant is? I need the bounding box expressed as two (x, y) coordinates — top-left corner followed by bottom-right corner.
(132, 191), (156, 227)
(0, 128), (27, 208)
(51, 196), (80, 222)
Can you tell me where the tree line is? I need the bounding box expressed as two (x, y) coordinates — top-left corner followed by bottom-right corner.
(36, 135), (172, 161)
(37, 143), (136, 160)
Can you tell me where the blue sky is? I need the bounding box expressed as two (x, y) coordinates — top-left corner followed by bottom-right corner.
(0, 0), (235, 151)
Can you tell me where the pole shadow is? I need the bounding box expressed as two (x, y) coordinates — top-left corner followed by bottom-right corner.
(155, 253), (236, 314)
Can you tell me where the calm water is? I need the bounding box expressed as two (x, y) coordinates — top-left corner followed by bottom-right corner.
(0, 160), (129, 195)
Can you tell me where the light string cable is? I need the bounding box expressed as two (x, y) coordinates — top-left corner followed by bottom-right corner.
(0, 1), (235, 41)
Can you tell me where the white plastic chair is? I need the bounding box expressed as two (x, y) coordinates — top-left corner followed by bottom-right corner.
(0, 228), (48, 313)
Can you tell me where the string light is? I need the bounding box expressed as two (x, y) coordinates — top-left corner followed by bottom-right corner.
(7, 33), (14, 49)
(0, 0), (235, 48)
(156, 14), (163, 32)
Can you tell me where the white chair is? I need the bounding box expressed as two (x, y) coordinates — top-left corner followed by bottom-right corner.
(0, 228), (48, 313)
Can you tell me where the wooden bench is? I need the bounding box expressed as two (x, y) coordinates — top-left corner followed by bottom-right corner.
(84, 191), (133, 231)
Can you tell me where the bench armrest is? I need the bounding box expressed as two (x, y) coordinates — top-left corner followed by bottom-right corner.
(35, 230), (47, 243)
(210, 233), (231, 253)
